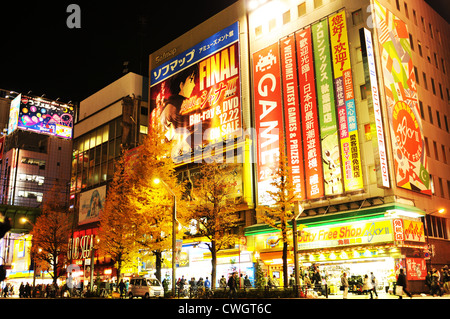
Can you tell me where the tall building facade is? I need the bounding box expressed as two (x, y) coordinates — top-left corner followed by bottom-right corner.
(68, 72), (149, 282)
(0, 92), (74, 283)
(149, 0), (449, 293)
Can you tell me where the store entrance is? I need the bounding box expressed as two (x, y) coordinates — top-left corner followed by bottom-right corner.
(305, 257), (396, 296)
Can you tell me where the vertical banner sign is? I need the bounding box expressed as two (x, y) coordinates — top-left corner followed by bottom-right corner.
(280, 35), (305, 201)
(329, 10), (364, 192)
(253, 43), (284, 205)
(361, 28), (390, 188)
(296, 27), (324, 199)
(311, 19), (343, 196)
(373, 1), (430, 194)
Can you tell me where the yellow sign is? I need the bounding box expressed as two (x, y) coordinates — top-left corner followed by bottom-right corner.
(297, 219), (393, 250)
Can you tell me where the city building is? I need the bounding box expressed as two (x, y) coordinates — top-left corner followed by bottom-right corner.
(68, 72), (149, 283)
(148, 0), (449, 293)
(0, 91), (74, 284)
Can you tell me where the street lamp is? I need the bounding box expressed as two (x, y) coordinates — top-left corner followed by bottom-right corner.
(292, 202), (303, 297)
(153, 178), (177, 296)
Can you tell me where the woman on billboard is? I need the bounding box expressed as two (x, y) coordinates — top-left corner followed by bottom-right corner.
(160, 65), (198, 156)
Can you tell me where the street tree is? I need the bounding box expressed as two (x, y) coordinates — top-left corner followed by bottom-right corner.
(258, 142), (296, 288)
(186, 161), (241, 289)
(30, 183), (72, 285)
(98, 154), (139, 281)
(126, 127), (186, 282)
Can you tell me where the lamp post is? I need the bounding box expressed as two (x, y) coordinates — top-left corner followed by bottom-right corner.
(424, 208), (445, 269)
(292, 202), (303, 297)
(153, 178), (177, 296)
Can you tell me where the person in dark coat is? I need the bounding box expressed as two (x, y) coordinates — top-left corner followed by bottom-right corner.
(227, 273), (237, 299)
(396, 268), (412, 299)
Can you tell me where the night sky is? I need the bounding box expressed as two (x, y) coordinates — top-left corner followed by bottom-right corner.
(0, 1), (237, 103)
(0, 1), (446, 104)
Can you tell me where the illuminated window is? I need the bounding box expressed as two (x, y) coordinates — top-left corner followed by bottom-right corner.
(297, 2), (306, 17)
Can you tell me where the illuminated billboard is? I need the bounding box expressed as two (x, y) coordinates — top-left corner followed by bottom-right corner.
(329, 10), (364, 192)
(79, 185), (106, 225)
(253, 42), (284, 205)
(150, 22), (241, 159)
(373, 1), (430, 195)
(7, 94), (74, 139)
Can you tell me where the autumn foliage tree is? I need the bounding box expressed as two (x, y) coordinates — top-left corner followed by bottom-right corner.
(186, 161), (241, 289)
(30, 183), (72, 285)
(258, 142), (296, 288)
(98, 154), (138, 281)
(126, 127), (186, 282)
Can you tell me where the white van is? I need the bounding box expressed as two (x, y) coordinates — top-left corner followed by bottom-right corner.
(128, 276), (164, 298)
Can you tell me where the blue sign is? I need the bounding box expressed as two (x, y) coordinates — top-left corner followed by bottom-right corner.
(151, 22), (239, 86)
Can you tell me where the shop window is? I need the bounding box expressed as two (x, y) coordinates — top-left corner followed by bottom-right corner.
(297, 2), (306, 17)
(352, 9), (363, 25)
(283, 10), (290, 25)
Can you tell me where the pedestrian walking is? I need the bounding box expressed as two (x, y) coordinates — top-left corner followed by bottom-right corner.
(341, 272), (349, 299)
(363, 274), (373, 299)
(219, 275), (227, 290)
(227, 273), (237, 299)
(118, 279), (126, 298)
(430, 268), (442, 296)
(370, 272), (378, 298)
(396, 268), (412, 299)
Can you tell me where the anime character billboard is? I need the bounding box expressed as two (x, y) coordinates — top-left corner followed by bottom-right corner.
(79, 185), (106, 225)
(150, 22), (242, 160)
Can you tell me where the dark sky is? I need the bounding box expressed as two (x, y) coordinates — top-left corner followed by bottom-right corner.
(0, 1), (446, 104)
(0, 1), (237, 103)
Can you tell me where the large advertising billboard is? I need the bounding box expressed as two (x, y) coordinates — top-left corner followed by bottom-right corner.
(79, 185), (106, 225)
(8, 94), (74, 139)
(150, 22), (241, 160)
(373, 1), (430, 195)
(329, 10), (364, 192)
(253, 42), (284, 205)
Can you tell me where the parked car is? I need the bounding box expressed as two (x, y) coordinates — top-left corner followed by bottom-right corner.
(128, 276), (164, 298)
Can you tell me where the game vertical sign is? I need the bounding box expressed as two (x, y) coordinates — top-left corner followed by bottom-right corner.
(373, 1), (430, 195)
(329, 10), (364, 192)
(312, 19), (343, 196)
(296, 27), (324, 199)
(253, 43), (284, 205)
(280, 35), (305, 201)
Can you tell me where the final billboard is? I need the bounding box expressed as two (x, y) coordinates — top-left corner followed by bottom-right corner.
(8, 94), (74, 139)
(150, 22), (242, 159)
(373, 1), (430, 194)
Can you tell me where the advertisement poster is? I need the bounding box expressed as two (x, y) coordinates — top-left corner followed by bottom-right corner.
(311, 19), (343, 196)
(361, 28), (390, 188)
(280, 35), (305, 201)
(296, 27), (324, 199)
(79, 185), (106, 225)
(329, 10), (364, 192)
(406, 258), (427, 280)
(373, 1), (430, 194)
(8, 94), (73, 139)
(253, 42), (284, 205)
(150, 22), (241, 160)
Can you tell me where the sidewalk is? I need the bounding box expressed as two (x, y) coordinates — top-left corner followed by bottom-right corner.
(327, 291), (450, 299)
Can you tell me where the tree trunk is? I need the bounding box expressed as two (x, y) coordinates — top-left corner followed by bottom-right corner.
(282, 241), (288, 288)
(211, 241), (217, 290)
(155, 250), (162, 282)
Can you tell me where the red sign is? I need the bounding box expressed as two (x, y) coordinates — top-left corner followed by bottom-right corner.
(393, 219), (404, 241)
(253, 43), (284, 204)
(280, 35), (305, 201)
(406, 258), (427, 280)
(296, 27), (324, 199)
